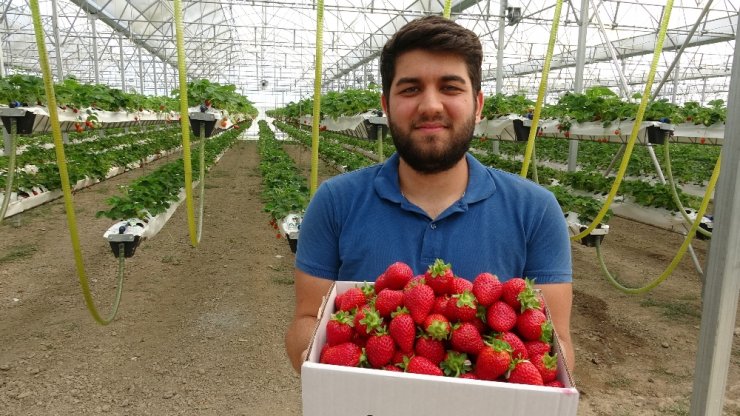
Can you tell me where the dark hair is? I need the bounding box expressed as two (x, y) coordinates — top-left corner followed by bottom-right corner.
(380, 15), (483, 99)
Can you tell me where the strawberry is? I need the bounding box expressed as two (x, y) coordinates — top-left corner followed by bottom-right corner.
(384, 261), (414, 290)
(388, 308), (416, 353)
(326, 311), (354, 346)
(404, 356), (443, 376)
(450, 322), (485, 356)
(320, 342), (363, 367)
(415, 336), (446, 365)
(507, 359), (544, 386)
(475, 338), (513, 381)
(472, 272), (502, 306)
(375, 289), (404, 318)
(355, 306), (382, 337)
(365, 326), (396, 368)
(440, 350), (472, 377)
(339, 287), (366, 312)
(614, 129), (621, 135)
(516, 308), (553, 342)
(486, 300), (517, 332)
(382, 364), (402, 372)
(545, 380), (565, 388)
(432, 295), (451, 316)
(459, 373), (478, 380)
(450, 276), (473, 295)
(403, 275), (425, 292)
(404, 282), (435, 324)
(497, 331), (528, 360)
(334, 292), (346, 311)
(524, 340), (552, 358)
(447, 291), (478, 322)
(374, 273), (390, 294)
(531, 352), (559, 383)
(564, 131), (570, 138)
(423, 313), (451, 341)
(392, 350), (414, 367)
(424, 259), (454, 295)
(501, 277), (526, 310)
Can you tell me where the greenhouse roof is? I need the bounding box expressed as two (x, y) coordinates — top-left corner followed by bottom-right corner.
(0, 0), (736, 109)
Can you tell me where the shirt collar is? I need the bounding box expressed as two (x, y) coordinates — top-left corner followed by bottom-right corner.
(374, 152), (496, 205)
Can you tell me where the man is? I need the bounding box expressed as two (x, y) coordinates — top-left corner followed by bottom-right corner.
(285, 15), (574, 373)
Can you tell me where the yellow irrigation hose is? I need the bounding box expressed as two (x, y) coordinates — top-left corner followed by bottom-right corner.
(310, 0), (324, 197)
(519, 0), (563, 179)
(29, 0), (123, 325)
(0, 120), (17, 223)
(571, 0), (674, 241)
(594, 151), (720, 294)
(443, 0), (452, 18)
(663, 141), (713, 238)
(173, 0), (199, 247)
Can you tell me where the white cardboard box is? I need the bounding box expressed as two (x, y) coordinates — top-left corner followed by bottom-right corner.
(301, 281), (579, 416)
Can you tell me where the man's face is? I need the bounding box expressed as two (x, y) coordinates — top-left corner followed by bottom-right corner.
(382, 49), (483, 174)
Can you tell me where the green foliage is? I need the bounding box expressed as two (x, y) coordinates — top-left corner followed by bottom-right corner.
(172, 79), (258, 117)
(481, 94), (534, 119)
(321, 87), (381, 118)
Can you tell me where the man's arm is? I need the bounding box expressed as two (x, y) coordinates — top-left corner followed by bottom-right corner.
(285, 269), (334, 373)
(535, 282), (575, 374)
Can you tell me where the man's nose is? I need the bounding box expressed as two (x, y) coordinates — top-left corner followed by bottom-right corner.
(417, 90), (444, 115)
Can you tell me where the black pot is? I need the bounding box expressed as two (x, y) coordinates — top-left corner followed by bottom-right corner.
(190, 119), (217, 138)
(288, 238), (298, 253)
(1, 111), (37, 135)
(646, 126), (666, 145)
(108, 236), (141, 258)
(579, 225), (606, 247)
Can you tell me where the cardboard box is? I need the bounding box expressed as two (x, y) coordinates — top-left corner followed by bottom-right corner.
(301, 281), (579, 416)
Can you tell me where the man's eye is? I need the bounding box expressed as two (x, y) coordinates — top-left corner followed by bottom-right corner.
(400, 87), (419, 94)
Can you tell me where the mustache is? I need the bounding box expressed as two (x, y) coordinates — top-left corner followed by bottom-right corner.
(411, 116), (451, 129)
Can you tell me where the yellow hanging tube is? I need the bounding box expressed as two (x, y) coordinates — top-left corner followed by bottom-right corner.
(310, 0), (325, 197)
(571, 0), (674, 241)
(28, 0), (123, 324)
(173, 0), (199, 247)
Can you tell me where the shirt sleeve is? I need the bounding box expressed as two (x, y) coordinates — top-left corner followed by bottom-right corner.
(523, 191), (573, 284)
(294, 182), (341, 280)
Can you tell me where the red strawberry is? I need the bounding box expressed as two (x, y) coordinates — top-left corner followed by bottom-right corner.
(403, 275), (425, 292)
(388, 308), (416, 353)
(531, 352), (559, 383)
(355, 306), (382, 337)
(516, 308), (552, 342)
(423, 313), (451, 341)
(392, 350), (414, 367)
(450, 322), (485, 356)
(325, 311), (354, 346)
(450, 276), (473, 295)
(374, 273), (390, 294)
(375, 289), (404, 318)
(339, 287), (367, 312)
(497, 331), (528, 360)
(334, 292), (346, 311)
(501, 278), (526, 310)
(475, 338), (513, 381)
(472, 272), (502, 306)
(404, 356), (443, 376)
(432, 295), (451, 316)
(404, 282), (435, 325)
(384, 261), (414, 290)
(440, 351), (472, 377)
(320, 342), (363, 367)
(415, 336), (446, 365)
(524, 340), (552, 358)
(383, 364), (402, 372)
(545, 380), (565, 388)
(486, 300), (517, 332)
(365, 327), (396, 368)
(447, 291), (478, 322)
(424, 259), (454, 295)
(459, 373), (478, 380)
(507, 359), (544, 386)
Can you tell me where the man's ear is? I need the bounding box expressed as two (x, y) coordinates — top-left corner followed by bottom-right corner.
(475, 90), (484, 123)
(381, 94), (388, 114)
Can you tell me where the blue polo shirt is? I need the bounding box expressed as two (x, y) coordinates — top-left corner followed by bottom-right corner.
(295, 152), (572, 284)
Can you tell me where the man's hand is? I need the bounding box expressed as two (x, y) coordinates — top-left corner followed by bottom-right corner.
(285, 270), (333, 373)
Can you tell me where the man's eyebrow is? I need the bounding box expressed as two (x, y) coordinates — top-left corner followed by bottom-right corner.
(394, 75), (468, 86)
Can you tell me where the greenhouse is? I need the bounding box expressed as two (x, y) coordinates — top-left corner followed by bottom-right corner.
(0, 0), (738, 415)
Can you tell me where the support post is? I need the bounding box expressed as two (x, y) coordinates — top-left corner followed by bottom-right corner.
(51, 0), (64, 81)
(568, 0), (589, 172)
(689, 16), (740, 415)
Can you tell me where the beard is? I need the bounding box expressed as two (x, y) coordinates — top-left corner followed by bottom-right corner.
(388, 112), (476, 174)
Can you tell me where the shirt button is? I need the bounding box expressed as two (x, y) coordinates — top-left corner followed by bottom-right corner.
(430, 223), (437, 230)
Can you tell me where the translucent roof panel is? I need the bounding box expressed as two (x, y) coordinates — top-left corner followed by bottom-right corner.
(0, 0), (735, 110)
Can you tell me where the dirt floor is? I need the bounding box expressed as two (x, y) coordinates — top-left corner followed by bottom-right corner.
(1, 122), (739, 415)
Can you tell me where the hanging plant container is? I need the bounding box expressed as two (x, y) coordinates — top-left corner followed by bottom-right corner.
(512, 119), (540, 142)
(579, 224), (609, 247)
(646, 125), (666, 145)
(189, 111), (217, 138)
(279, 213), (303, 254)
(103, 219), (146, 258)
(0, 108), (37, 135)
